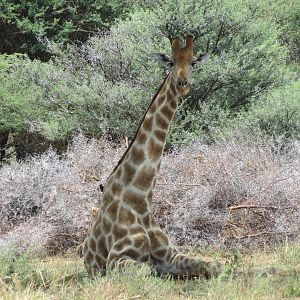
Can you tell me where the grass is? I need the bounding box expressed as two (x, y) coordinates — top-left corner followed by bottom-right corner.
(0, 243), (299, 300)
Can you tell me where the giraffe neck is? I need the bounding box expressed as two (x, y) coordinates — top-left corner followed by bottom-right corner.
(107, 72), (180, 193)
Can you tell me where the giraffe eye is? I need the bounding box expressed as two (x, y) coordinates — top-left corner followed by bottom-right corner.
(166, 61), (174, 67)
(191, 61), (197, 67)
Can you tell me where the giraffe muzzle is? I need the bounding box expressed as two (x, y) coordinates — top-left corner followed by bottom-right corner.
(177, 80), (190, 96)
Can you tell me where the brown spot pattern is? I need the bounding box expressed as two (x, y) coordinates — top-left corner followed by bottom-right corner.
(114, 238), (132, 252)
(125, 248), (141, 260)
(149, 102), (157, 113)
(143, 214), (151, 227)
(92, 225), (101, 237)
(161, 105), (174, 121)
(157, 95), (165, 106)
(170, 82), (177, 95)
(165, 248), (172, 262)
(103, 217), (112, 234)
(89, 238), (96, 252)
(116, 168), (122, 179)
(130, 226), (146, 235)
(97, 236), (108, 257)
(107, 234), (113, 249)
(153, 248), (167, 258)
(133, 235), (148, 249)
(156, 113), (169, 130)
(119, 207), (136, 225)
(147, 190), (153, 200)
(148, 138), (163, 161)
(170, 99), (177, 109)
(107, 201), (118, 218)
(85, 251), (94, 263)
(102, 192), (113, 205)
(124, 190), (148, 215)
(167, 90), (173, 101)
(112, 224), (128, 240)
(133, 166), (156, 191)
(137, 132), (147, 144)
(95, 255), (104, 267)
(131, 146), (145, 164)
(148, 231), (160, 250)
(154, 129), (166, 142)
(112, 182), (122, 195)
(156, 230), (169, 245)
(148, 230), (169, 251)
(143, 116), (153, 132)
(122, 162), (136, 185)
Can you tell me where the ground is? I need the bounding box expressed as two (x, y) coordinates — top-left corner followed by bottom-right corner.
(0, 243), (299, 299)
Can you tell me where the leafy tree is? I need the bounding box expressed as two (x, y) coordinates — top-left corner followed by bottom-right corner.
(261, 0), (300, 64)
(0, 0), (130, 60)
(228, 79), (300, 144)
(86, 0), (293, 145)
(0, 0), (297, 157)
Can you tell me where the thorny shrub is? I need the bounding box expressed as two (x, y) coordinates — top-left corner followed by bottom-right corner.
(0, 134), (299, 255)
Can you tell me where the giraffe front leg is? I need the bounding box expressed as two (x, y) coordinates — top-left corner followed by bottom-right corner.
(149, 228), (221, 279)
(166, 251), (222, 279)
(106, 233), (152, 274)
(107, 255), (140, 270)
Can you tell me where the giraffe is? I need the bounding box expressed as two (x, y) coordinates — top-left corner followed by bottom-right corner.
(81, 36), (221, 278)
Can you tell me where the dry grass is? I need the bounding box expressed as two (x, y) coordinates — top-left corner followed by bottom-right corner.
(0, 134), (299, 256)
(0, 243), (299, 299)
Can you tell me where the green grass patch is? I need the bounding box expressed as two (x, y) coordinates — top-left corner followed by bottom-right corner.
(0, 244), (299, 299)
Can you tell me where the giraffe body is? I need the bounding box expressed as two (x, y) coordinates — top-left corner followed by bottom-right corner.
(82, 36), (220, 278)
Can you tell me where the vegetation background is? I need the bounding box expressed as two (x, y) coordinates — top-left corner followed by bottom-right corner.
(0, 0), (299, 299)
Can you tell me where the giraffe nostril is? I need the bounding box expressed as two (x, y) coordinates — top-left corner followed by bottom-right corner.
(178, 80), (188, 88)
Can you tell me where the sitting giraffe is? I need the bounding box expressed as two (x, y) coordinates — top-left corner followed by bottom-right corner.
(82, 36), (221, 278)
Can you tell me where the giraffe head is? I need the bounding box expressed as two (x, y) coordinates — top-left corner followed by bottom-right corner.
(155, 36), (209, 96)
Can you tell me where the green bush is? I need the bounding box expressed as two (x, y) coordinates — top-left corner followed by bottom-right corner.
(0, 0), (131, 60)
(0, 52), (145, 142)
(0, 0), (297, 154)
(73, 0), (294, 146)
(229, 80), (300, 144)
(261, 0), (300, 65)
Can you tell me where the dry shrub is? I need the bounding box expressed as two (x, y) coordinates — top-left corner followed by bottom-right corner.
(0, 134), (299, 255)
(0, 134), (124, 255)
(155, 139), (300, 248)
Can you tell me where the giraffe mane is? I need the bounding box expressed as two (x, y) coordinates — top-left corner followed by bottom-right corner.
(110, 74), (170, 175)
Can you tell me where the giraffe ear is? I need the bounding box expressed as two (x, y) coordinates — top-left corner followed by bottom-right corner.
(191, 53), (210, 66)
(154, 53), (174, 67)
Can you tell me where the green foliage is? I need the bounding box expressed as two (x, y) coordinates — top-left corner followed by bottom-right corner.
(0, 0), (130, 59)
(0, 52), (145, 141)
(107, 0), (293, 145)
(0, 0), (297, 152)
(230, 80), (300, 144)
(261, 0), (300, 65)
(169, 102), (230, 145)
(0, 54), (33, 132)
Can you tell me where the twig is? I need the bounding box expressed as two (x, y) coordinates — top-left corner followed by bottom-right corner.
(38, 270), (46, 288)
(237, 231), (294, 239)
(229, 204), (296, 211)
(125, 136), (129, 148)
(225, 220), (244, 233)
(156, 182), (205, 187)
(90, 174), (101, 181)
